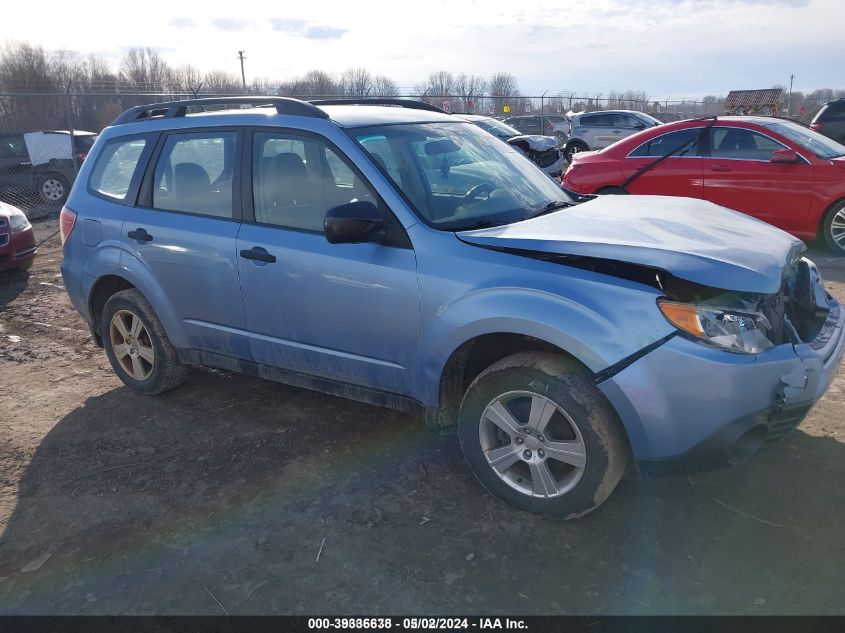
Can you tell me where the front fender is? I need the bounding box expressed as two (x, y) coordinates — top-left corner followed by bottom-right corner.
(420, 285), (674, 408)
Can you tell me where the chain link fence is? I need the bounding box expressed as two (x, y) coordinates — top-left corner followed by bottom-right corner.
(0, 90), (833, 217)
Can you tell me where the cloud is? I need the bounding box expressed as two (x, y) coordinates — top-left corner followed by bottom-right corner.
(270, 18), (308, 33)
(211, 18), (248, 31)
(270, 18), (347, 40)
(304, 26), (347, 40)
(170, 17), (195, 29)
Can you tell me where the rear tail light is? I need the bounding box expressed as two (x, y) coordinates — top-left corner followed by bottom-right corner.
(810, 122), (823, 131)
(60, 206), (77, 245)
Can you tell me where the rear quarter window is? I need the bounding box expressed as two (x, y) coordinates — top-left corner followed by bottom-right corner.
(88, 136), (149, 202)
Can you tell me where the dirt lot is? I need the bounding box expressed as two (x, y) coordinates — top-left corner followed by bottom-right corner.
(1, 215), (844, 615)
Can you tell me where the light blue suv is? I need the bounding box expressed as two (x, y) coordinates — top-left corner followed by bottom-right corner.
(60, 97), (844, 518)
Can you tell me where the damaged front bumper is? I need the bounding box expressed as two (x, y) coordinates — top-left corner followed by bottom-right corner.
(598, 299), (844, 477)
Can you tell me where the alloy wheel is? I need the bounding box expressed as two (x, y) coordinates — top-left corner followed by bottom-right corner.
(831, 206), (845, 250)
(479, 390), (586, 498)
(109, 309), (155, 381)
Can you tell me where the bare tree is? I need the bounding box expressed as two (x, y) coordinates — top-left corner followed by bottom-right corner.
(487, 72), (519, 115)
(120, 47), (174, 92)
(454, 74), (486, 111)
(371, 75), (399, 97)
(340, 67), (372, 96)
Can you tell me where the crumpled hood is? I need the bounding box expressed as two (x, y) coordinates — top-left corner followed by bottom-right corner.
(457, 195), (805, 294)
(507, 135), (559, 151)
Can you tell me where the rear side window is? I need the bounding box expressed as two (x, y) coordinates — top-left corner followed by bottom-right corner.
(152, 132), (236, 218)
(0, 135), (27, 159)
(89, 136), (148, 201)
(629, 128), (703, 158)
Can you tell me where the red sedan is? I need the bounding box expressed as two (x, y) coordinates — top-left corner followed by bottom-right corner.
(562, 117), (845, 254)
(0, 201), (37, 271)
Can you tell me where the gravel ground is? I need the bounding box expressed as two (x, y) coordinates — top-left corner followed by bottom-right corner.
(0, 215), (843, 615)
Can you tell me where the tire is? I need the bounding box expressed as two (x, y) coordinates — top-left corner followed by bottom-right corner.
(595, 186), (628, 195)
(37, 173), (69, 204)
(821, 200), (845, 255)
(102, 289), (188, 395)
(458, 352), (627, 519)
(564, 140), (589, 163)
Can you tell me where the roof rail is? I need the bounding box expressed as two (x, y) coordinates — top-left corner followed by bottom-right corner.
(112, 96), (329, 125)
(309, 98), (448, 114)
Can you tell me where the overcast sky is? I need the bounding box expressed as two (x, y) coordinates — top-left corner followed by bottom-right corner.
(2, 0), (842, 97)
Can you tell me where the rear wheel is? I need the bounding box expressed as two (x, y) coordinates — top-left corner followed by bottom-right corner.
(102, 289), (188, 395)
(564, 140), (589, 163)
(37, 173), (69, 204)
(458, 352), (628, 518)
(822, 200), (845, 255)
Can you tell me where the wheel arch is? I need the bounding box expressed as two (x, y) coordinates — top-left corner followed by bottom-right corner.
(818, 196), (845, 241)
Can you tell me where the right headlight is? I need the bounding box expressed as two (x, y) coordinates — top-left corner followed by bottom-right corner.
(657, 299), (774, 354)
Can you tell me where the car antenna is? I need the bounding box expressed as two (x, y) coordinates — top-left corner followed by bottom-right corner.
(618, 116), (719, 192)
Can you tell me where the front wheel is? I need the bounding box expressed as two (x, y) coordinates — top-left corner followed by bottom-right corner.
(458, 352), (628, 519)
(821, 200), (845, 255)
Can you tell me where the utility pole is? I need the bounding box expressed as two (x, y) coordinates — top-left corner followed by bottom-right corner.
(237, 51), (247, 93)
(787, 73), (795, 116)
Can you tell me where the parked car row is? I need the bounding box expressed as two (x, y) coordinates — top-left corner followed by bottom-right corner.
(562, 116), (845, 254)
(56, 97), (844, 519)
(0, 130), (97, 206)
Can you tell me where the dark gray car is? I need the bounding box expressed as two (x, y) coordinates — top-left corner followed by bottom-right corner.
(0, 130), (97, 206)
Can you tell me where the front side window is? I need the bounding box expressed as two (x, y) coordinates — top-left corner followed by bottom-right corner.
(629, 128), (703, 158)
(152, 132), (236, 218)
(252, 131), (378, 233)
(89, 136), (148, 201)
(351, 122), (571, 230)
(708, 128), (786, 161)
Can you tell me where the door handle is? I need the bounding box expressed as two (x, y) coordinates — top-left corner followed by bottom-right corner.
(710, 165), (731, 172)
(239, 247), (276, 264)
(127, 228), (153, 242)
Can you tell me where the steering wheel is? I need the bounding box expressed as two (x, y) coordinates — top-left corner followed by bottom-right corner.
(458, 182), (497, 208)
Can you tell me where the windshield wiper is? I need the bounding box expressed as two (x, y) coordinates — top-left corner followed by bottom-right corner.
(526, 200), (574, 219)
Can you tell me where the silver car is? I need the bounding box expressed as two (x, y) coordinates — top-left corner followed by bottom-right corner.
(564, 110), (661, 162)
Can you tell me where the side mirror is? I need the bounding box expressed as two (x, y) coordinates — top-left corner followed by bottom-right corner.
(324, 200), (384, 244)
(771, 148), (800, 163)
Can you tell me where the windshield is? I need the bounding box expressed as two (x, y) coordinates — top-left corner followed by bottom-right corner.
(756, 119), (845, 159)
(470, 117), (521, 140)
(351, 122), (572, 231)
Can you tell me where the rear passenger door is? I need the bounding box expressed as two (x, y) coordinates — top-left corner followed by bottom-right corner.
(236, 128), (420, 397)
(123, 128), (252, 359)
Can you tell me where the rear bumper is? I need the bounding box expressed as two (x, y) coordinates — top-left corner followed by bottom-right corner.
(599, 300), (845, 476)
